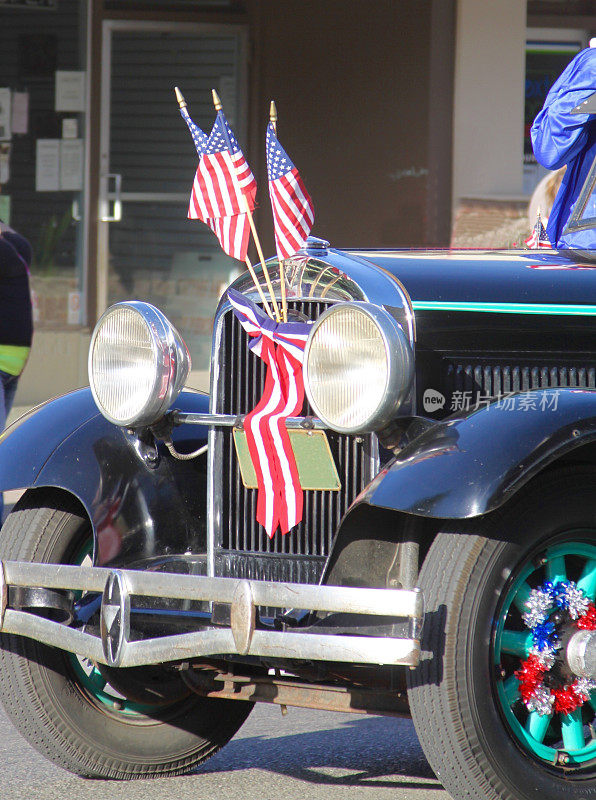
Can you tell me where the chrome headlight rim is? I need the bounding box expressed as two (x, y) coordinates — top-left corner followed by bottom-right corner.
(88, 301), (190, 428)
(303, 301), (414, 434)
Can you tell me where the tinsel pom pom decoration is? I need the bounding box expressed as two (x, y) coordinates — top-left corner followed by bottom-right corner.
(523, 582), (555, 629)
(526, 685), (555, 716)
(529, 645), (556, 670)
(556, 581), (591, 620)
(573, 678), (596, 703)
(513, 579), (596, 716)
(515, 654), (547, 704)
(532, 620), (556, 652)
(577, 602), (596, 631)
(553, 686), (583, 715)
(573, 677), (596, 701)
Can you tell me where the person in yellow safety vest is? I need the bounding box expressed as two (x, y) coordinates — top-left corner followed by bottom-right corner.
(0, 220), (33, 523)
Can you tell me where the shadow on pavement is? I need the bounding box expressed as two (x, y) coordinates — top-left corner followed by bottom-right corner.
(198, 712), (441, 791)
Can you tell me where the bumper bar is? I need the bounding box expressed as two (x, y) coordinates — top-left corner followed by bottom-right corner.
(0, 561), (423, 669)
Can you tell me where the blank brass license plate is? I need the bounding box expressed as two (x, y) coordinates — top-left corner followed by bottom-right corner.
(232, 428), (341, 491)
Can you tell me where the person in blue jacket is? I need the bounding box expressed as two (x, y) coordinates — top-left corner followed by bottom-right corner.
(531, 44), (596, 252)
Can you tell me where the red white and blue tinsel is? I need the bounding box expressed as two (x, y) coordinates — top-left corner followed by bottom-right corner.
(515, 580), (596, 716)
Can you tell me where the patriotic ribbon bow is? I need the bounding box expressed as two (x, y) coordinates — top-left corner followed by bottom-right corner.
(228, 289), (312, 537)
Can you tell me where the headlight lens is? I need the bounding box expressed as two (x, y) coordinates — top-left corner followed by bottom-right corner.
(89, 301), (190, 427)
(303, 302), (413, 433)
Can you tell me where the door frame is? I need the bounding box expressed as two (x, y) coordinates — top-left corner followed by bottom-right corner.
(96, 18), (248, 317)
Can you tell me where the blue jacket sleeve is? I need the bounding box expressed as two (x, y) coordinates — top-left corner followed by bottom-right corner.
(531, 48), (596, 170)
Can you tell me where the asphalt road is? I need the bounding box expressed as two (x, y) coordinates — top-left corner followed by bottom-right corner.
(0, 702), (448, 800)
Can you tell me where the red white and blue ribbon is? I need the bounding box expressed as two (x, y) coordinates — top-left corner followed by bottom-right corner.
(228, 289), (312, 537)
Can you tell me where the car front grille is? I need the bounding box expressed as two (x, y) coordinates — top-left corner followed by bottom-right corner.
(212, 299), (375, 586)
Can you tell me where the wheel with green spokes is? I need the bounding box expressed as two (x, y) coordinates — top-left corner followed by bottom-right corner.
(0, 491), (253, 779)
(407, 468), (596, 800)
(494, 538), (596, 769)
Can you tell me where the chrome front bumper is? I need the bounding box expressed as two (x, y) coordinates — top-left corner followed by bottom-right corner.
(0, 560), (423, 669)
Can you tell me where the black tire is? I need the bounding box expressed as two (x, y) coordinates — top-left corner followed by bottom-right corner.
(407, 467), (596, 800)
(0, 491), (253, 779)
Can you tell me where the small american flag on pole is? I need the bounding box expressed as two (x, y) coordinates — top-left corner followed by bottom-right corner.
(189, 110), (256, 222)
(178, 103), (209, 156)
(266, 121), (314, 259)
(184, 109), (256, 262)
(524, 212), (551, 249)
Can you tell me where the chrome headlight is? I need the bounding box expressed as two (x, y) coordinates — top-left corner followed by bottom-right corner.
(303, 302), (413, 434)
(89, 301), (191, 427)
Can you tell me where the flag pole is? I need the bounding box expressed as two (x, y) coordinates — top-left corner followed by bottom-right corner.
(269, 100), (288, 322)
(175, 87), (274, 319)
(212, 89), (280, 322)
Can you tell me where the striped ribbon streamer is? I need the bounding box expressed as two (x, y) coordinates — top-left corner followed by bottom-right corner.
(228, 289), (312, 537)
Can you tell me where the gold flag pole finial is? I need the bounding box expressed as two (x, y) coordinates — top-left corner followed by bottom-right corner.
(210, 89), (280, 321)
(174, 86), (187, 109)
(269, 100), (288, 322)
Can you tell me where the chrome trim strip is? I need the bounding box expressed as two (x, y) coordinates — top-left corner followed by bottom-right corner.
(411, 300), (596, 316)
(207, 305), (227, 578)
(175, 412), (327, 429)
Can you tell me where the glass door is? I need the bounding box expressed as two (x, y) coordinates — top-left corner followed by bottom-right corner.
(0, 0), (90, 328)
(98, 20), (247, 369)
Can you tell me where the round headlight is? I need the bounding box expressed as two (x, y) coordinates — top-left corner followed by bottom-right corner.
(303, 302), (413, 434)
(89, 302), (191, 427)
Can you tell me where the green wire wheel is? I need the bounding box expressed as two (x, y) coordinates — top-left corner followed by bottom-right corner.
(493, 539), (596, 768)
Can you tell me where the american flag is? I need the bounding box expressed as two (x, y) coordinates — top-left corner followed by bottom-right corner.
(180, 106), (255, 261)
(189, 110), (256, 222)
(178, 105), (209, 156)
(266, 122), (314, 259)
(203, 214), (251, 263)
(524, 213), (551, 249)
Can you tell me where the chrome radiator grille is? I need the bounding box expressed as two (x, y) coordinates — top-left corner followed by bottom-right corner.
(213, 299), (375, 584)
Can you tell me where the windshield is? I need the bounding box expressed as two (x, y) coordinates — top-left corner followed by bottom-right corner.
(564, 151), (596, 235)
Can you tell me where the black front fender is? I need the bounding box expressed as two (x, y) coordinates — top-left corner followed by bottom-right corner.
(363, 388), (596, 519)
(0, 388), (210, 568)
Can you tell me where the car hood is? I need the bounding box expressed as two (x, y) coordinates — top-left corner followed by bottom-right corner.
(349, 249), (596, 308)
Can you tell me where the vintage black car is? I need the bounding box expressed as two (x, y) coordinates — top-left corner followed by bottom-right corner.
(0, 238), (595, 800)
